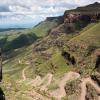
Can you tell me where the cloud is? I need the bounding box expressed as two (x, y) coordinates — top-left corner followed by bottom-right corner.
(0, 0), (100, 28)
(9, 5), (30, 12)
(0, 0), (77, 24)
(0, 0), (77, 13)
(74, 0), (100, 5)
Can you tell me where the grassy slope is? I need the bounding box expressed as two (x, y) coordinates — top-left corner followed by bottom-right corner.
(34, 48), (72, 77)
(1, 3), (100, 100)
(0, 19), (59, 52)
(29, 20), (59, 37)
(1, 19), (100, 100)
(65, 22), (100, 75)
(67, 22), (100, 57)
(3, 21), (100, 79)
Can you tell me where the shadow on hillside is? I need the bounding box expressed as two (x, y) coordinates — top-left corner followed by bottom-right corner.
(1, 33), (39, 60)
(0, 88), (5, 100)
(95, 55), (100, 71)
(3, 33), (38, 52)
(62, 51), (76, 65)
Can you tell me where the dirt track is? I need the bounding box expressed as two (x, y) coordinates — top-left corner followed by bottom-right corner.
(22, 66), (29, 81)
(19, 68), (100, 100)
(79, 77), (100, 100)
(51, 71), (80, 100)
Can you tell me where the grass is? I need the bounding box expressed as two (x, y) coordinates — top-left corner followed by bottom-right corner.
(33, 48), (73, 78)
(30, 20), (59, 37)
(68, 22), (100, 48)
(47, 83), (59, 91)
(67, 22), (100, 59)
(0, 7), (100, 99)
(0, 18), (59, 52)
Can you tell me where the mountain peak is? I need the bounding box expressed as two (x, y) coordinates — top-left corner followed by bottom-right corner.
(86, 2), (100, 7)
(94, 2), (100, 4)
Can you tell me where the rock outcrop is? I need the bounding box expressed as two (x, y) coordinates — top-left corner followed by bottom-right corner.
(64, 2), (100, 24)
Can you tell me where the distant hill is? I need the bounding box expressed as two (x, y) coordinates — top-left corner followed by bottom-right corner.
(0, 16), (61, 52)
(0, 28), (27, 32)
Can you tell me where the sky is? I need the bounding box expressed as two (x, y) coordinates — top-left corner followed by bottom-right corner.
(0, 0), (100, 28)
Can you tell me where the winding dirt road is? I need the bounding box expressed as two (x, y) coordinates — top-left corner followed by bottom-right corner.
(79, 77), (100, 100)
(27, 73), (53, 89)
(51, 71), (80, 100)
(40, 73), (53, 91)
(17, 66), (30, 83)
(19, 71), (52, 100)
(27, 90), (50, 100)
(26, 76), (42, 87)
(22, 66), (29, 81)
(25, 73), (53, 100)
(19, 67), (100, 100)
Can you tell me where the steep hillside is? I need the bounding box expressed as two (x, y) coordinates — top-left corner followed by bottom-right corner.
(0, 17), (60, 52)
(65, 22), (100, 74)
(1, 20), (100, 100)
(0, 2), (100, 100)
(68, 22), (100, 54)
(29, 16), (63, 37)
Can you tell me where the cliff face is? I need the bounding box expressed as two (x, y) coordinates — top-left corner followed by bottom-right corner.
(35, 2), (100, 37)
(46, 16), (64, 24)
(64, 2), (100, 23)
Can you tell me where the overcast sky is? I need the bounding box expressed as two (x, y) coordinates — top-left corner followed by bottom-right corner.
(0, 0), (100, 28)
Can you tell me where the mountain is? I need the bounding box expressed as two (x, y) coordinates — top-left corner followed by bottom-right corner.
(0, 2), (100, 100)
(0, 28), (27, 32)
(0, 17), (60, 52)
(65, 2), (100, 13)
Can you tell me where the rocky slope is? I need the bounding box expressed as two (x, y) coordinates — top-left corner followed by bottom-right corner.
(0, 2), (100, 100)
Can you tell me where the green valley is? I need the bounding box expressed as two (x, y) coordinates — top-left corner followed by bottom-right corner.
(0, 2), (100, 100)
